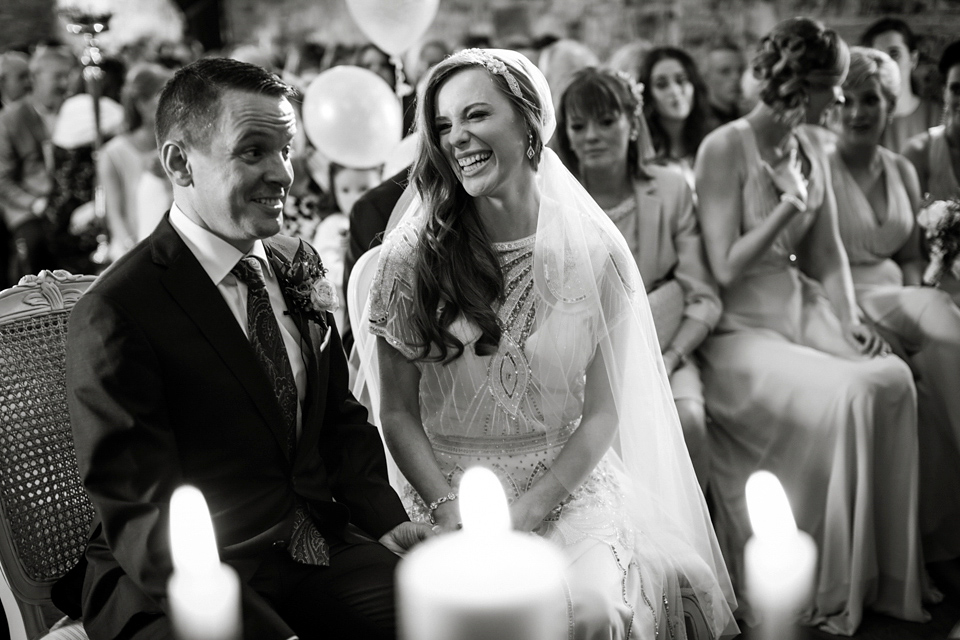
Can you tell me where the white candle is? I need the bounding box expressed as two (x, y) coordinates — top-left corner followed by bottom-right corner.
(744, 471), (817, 640)
(398, 467), (567, 640)
(168, 486), (241, 640)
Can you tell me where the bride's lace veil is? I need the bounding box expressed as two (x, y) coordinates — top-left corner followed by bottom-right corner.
(352, 48), (737, 636)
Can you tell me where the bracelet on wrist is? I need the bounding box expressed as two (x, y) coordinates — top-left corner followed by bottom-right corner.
(427, 491), (458, 525)
(779, 192), (807, 212)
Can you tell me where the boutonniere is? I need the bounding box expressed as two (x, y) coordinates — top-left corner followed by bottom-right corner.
(276, 240), (339, 326)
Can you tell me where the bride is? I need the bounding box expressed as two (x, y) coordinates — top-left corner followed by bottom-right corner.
(362, 48), (737, 639)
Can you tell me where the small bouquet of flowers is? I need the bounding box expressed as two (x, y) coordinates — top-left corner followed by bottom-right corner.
(917, 197), (960, 287)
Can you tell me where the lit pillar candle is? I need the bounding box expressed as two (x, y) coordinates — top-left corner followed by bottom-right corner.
(398, 467), (567, 640)
(168, 485), (241, 640)
(744, 471), (817, 640)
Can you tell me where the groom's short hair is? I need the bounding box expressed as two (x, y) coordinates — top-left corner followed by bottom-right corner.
(156, 56), (296, 151)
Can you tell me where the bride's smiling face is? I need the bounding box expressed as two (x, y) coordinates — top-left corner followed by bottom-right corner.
(433, 67), (531, 199)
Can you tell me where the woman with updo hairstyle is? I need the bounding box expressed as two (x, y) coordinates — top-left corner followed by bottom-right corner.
(361, 49), (737, 638)
(556, 67), (720, 495)
(97, 62), (174, 259)
(639, 47), (713, 187)
(831, 47), (960, 566)
(695, 18), (929, 633)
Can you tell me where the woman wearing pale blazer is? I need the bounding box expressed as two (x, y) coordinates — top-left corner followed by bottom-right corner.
(557, 67), (721, 491)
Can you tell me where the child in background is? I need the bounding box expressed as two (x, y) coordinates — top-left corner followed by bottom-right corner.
(313, 162), (383, 333)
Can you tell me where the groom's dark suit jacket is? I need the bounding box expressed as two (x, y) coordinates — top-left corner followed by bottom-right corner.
(61, 214), (408, 639)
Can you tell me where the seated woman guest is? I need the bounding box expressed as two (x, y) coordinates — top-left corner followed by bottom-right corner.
(695, 18), (929, 634)
(830, 46), (960, 563)
(639, 47), (712, 188)
(97, 63), (173, 259)
(556, 67), (720, 493)
(903, 40), (960, 303)
(367, 48), (737, 638)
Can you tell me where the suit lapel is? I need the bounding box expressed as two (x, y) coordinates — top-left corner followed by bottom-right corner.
(634, 179), (665, 291)
(151, 218), (291, 456)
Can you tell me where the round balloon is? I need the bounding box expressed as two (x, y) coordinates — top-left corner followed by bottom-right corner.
(302, 66), (403, 169)
(346, 0), (440, 56)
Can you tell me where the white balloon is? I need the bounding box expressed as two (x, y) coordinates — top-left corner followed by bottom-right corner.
(301, 66), (403, 169)
(346, 0), (440, 56)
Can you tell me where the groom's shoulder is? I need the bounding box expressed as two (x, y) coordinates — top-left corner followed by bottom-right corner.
(80, 237), (165, 311)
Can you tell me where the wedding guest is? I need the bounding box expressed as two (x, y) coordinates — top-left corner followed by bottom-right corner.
(831, 47), (960, 563)
(356, 43), (397, 88)
(367, 48), (737, 639)
(695, 18), (930, 634)
(903, 39), (960, 303)
(0, 51), (30, 285)
(355, 44), (416, 135)
(0, 45), (76, 280)
(409, 39), (450, 91)
(0, 51), (31, 108)
(556, 67), (720, 493)
(312, 162), (383, 335)
(701, 38), (746, 129)
(640, 47), (712, 187)
(54, 57), (431, 640)
(861, 17), (941, 153)
(97, 62), (173, 260)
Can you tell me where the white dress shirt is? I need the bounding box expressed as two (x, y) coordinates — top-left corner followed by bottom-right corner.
(168, 203), (307, 435)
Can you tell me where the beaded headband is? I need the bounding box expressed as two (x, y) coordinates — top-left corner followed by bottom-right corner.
(456, 48), (524, 98)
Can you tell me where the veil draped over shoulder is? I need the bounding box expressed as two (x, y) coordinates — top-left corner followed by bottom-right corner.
(352, 49), (737, 637)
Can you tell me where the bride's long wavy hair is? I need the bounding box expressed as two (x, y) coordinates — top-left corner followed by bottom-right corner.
(411, 52), (545, 363)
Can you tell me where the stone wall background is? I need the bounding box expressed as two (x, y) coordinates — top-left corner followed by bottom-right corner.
(5, 0), (960, 67)
(221, 0), (960, 60)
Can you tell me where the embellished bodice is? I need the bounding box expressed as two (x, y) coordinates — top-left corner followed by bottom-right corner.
(369, 224), (592, 453)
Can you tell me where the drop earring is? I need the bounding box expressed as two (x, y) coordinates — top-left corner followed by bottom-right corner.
(526, 133), (535, 160)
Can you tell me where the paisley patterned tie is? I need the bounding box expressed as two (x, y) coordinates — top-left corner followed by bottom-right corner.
(231, 256), (330, 566)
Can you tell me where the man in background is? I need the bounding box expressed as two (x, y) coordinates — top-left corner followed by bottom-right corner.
(701, 38), (745, 129)
(0, 52), (31, 108)
(0, 45), (75, 281)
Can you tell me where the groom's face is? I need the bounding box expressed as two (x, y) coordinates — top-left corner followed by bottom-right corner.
(185, 89), (296, 251)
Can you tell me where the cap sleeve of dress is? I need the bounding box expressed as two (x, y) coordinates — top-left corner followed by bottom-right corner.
(367, 220), (422, 361)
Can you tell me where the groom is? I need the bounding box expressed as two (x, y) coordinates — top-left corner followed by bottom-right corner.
(59, 58), (429, 640)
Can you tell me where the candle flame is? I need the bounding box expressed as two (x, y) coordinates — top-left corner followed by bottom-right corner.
(746, 470), (798, 541)
(459, 467), (511, 534)
(170, 485), (221, 576)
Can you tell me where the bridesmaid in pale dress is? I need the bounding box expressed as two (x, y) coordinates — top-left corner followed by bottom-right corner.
(97, 63), (173, 260)
(903, 40), (960, 304)
(695, 18), (928, 635)
(829, 46), (960, 564)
